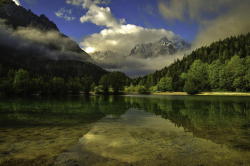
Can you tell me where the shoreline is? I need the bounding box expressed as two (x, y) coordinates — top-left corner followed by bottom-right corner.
(151, 92), (250, 97)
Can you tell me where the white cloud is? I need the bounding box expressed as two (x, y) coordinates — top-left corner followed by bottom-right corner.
(158, 0), (236, 21)
(66, 0), (110, 7)
(66, 0), (123, 28)
(12, 0), (21, 5)
(81, 24), (176, 54)
(55, 8), (76, 21)
(158, 0), (250, 47)
(95, 52), (186, 77)
(80, 5), (122, 27)
(66, 0), (178, 55)
(0, 20), (91, 61)
(65, 0), (183, 76)
(194, 2), (250, 47)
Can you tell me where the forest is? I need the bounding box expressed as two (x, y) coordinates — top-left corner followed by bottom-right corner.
(0, 33), (250, 96)
(132, 33), (250, 94)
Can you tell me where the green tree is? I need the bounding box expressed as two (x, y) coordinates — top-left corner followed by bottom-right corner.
(224, 55), (245, 91)
(136, 85), (148, 94)
(99, 72), (129, 94)
(208, 60), (223, 90)
(13, 69), (30, 95)
(184, 60), (209, 94)
(244, 57), (250, 91)
(184, 79), (199, 95)
(157, 77), (173, 92)
(99, 75), (110, 94)
(91, 82), (96, 92)
(109, 72), (128, 94)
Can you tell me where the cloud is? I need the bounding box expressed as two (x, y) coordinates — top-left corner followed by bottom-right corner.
(194, 3), (250, 47)
(158, 0), (250, 47)
(66, 0), (176, 55)
(80, 5), (122, 27)
(55, 8), (76, 21)
(66, 0), (110, 7)
(158, 0), (235, 21)
(81, 24), (177, 54)
(67, 0), (123, 27)
(71, 0), (177, 55)
(93, 51), (186, 77)
(65, 0), (184, 76)
(0, 20), (91, 61)
(12, 0), (21, 5)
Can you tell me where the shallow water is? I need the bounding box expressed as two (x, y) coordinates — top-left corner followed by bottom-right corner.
(0, 95), (250, 166)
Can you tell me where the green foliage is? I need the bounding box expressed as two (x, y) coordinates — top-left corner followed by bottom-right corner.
(183, 79), (199, 95)
(244, 57), (250, 90)
(149, 86), (158, 93)
(99, 75), (109, 94)
(183, 60), (209, 94)
(136, 33), (250, 93)
(157, 77), (173, 92)
(124, 85), (148, 94)
(94, 85), (103, 94)
(99, 72), (130, 94)
(208, 60), (223, 90)
(225, 56), (245, 90)
(137, 85), (148, 94)
(13, 69), (30, 95)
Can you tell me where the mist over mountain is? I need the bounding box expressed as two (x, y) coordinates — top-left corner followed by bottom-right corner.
(0, 0), (107, 81)
(0, 0), (91, 61)
(89, 36), (190, 77)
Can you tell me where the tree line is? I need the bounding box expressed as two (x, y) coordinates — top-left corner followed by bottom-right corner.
(132, 33), (250, 94)
(0, 67), (130, 96)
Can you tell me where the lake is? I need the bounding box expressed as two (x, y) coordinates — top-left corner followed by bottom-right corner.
(0, 95), (250, 166)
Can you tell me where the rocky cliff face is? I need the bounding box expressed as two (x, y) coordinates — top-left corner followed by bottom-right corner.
(0, 0), (58, 31)
(129, 37), (190, 58)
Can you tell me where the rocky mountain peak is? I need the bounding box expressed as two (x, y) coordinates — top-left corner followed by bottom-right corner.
(129, 36), (190, 58)
(159, 37), (170, 44)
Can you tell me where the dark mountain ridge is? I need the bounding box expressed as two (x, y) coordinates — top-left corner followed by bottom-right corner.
(0, 0), (58, 31)
(0, 0), (108, 82)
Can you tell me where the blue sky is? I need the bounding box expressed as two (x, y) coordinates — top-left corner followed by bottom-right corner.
(13, 0), (250, 76)
(19, 0), (199, 43)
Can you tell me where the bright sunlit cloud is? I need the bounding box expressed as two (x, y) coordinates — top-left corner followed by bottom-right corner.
(12, 0), (21, 5)
(85, 47), (96, 54)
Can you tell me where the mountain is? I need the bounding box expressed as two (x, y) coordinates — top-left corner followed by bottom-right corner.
(0, 0), (90, 58)
(0, 0), (58, 31)
(0, 0), (107, 82)
(129, 37), (190, 58)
